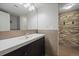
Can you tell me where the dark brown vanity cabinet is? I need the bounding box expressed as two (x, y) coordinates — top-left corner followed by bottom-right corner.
(4, 37), (45, 56)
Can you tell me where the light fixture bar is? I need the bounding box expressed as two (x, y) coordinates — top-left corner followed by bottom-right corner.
(62, 3), (75, 9)
(23, 3), (31, 8)
(28, 5), (35, 11)
(19, 3), (35, 11)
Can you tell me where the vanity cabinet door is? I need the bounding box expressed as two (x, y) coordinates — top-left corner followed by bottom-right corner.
(4, 45), (28, 56)
(25, 37), (45, 56)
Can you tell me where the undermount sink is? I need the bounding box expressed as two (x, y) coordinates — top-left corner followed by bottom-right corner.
(25, 33), (37, 38)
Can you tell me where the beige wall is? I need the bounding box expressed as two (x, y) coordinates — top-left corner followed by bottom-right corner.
(38, 30), (58, 55)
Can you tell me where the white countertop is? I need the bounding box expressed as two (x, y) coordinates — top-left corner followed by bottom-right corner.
(0, 33), (45, 56)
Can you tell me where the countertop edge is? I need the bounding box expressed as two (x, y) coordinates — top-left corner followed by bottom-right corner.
(0, 34), (45, 56)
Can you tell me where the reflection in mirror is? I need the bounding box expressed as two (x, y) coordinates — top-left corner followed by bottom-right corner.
(10, 15), (20, 30)
(0, 3), (38, 31)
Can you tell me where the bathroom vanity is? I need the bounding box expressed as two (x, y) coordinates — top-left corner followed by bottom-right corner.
(0, 34), (45, 56)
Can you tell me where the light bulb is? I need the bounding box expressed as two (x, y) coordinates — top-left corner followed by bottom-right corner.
(29, 5), (35, 11)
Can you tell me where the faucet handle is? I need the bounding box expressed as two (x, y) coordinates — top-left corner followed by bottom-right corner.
(25, 33), (30, 35)
(25, 33), (30, 39)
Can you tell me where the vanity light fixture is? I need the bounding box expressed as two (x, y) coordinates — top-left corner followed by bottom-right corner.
(62, 3), (75, 9)
(28, 5), (35, 11)
(23, 3), (31, 8)
(19, 3), (31, 8)
(19, 3), (35, 11)
(19, 3), (24, 5)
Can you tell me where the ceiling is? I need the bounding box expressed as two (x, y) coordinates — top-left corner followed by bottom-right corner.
(59, 3), (79, 13)
(0, 3), (44, 16)
(1, 3), (79, 15)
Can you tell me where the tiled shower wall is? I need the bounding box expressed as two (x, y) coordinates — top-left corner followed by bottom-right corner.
(59, 10), (79, 55)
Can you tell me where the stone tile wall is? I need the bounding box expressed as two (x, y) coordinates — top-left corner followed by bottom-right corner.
(59, 10), (79, 48)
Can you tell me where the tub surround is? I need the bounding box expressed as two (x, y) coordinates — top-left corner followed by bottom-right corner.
(0, 33), (45, 56)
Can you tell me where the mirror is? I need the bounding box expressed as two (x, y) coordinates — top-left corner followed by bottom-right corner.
(0, 3), (38, 31)
(10, 15), (20, 30)
(10, 15), (27, 30)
